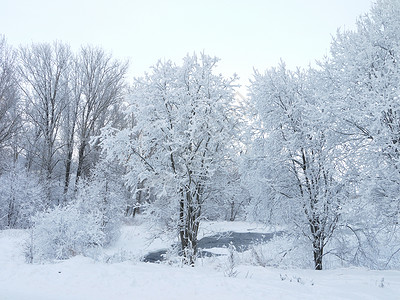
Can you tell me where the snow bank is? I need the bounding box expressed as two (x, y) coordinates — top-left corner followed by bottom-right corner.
(1, 223), (399, 300)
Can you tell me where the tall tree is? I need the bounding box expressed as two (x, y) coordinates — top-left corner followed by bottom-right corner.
(74, 46), (128, 184)
(60, 57), (80, 197)
(0, 36), (20, 168)
(18, 42), (71, 204)
(100, 53), (238, 264)
(321, 0), (400, 267)
(249, 64), (348, 270)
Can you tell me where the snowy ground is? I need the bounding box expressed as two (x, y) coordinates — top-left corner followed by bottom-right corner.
(1, 222), (400, 300)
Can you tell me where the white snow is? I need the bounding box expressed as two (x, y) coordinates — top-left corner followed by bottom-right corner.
(1, 223), (399, 300)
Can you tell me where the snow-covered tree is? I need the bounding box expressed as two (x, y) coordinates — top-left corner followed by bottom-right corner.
(249, 64), (349, 270)
(320, 0), (400, 268)
(100, 53), (238, 264)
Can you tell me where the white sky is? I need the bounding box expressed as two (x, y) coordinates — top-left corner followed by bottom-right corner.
(1, 0), (374, 91)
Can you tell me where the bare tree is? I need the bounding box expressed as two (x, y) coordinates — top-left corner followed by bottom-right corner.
(74, 46), (128, 184)
(60, 58), (80, 197)
(0, 36), (20, 165)
(18, 42), (72, 204)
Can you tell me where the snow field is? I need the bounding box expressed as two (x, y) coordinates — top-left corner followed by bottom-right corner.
(1, 223), (400, 300)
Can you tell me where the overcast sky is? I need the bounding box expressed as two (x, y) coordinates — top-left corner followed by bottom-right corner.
(1, 0), (375, 89)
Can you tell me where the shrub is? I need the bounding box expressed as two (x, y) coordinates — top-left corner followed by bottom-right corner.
(0, 165), (45, 229)
(25, 205), (105, 263)
(243, 234), (313, 269)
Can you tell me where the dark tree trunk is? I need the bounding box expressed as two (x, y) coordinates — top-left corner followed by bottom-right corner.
(63, 149), (73, 199)
(63, 117), (77, 201)
(229, 201), (236, 221)
(75, 140), (86, 185)
(179, 189), (201, 266)
(314, 246), (324, 270)
(310, 220), (324, 270)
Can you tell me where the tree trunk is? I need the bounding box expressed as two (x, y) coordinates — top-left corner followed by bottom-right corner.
(310, 220), (324, 270)
(179, 190), (201, 266)
(75, 140), (86, 186)
(229, 200), (236, 221)
(313, 242), (323, 270)
(63, 148), (73, 201)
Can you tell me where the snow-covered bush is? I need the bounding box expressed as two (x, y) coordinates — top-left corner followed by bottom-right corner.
(224, 242), (239, 277)
(243, 234), (313, 269)
(0, 165), (45, 229)
(74, 159), (128, 245)
(25, 204), (105, 263)
(325, 225), (400, 270)
(319, 192), (400, 270)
